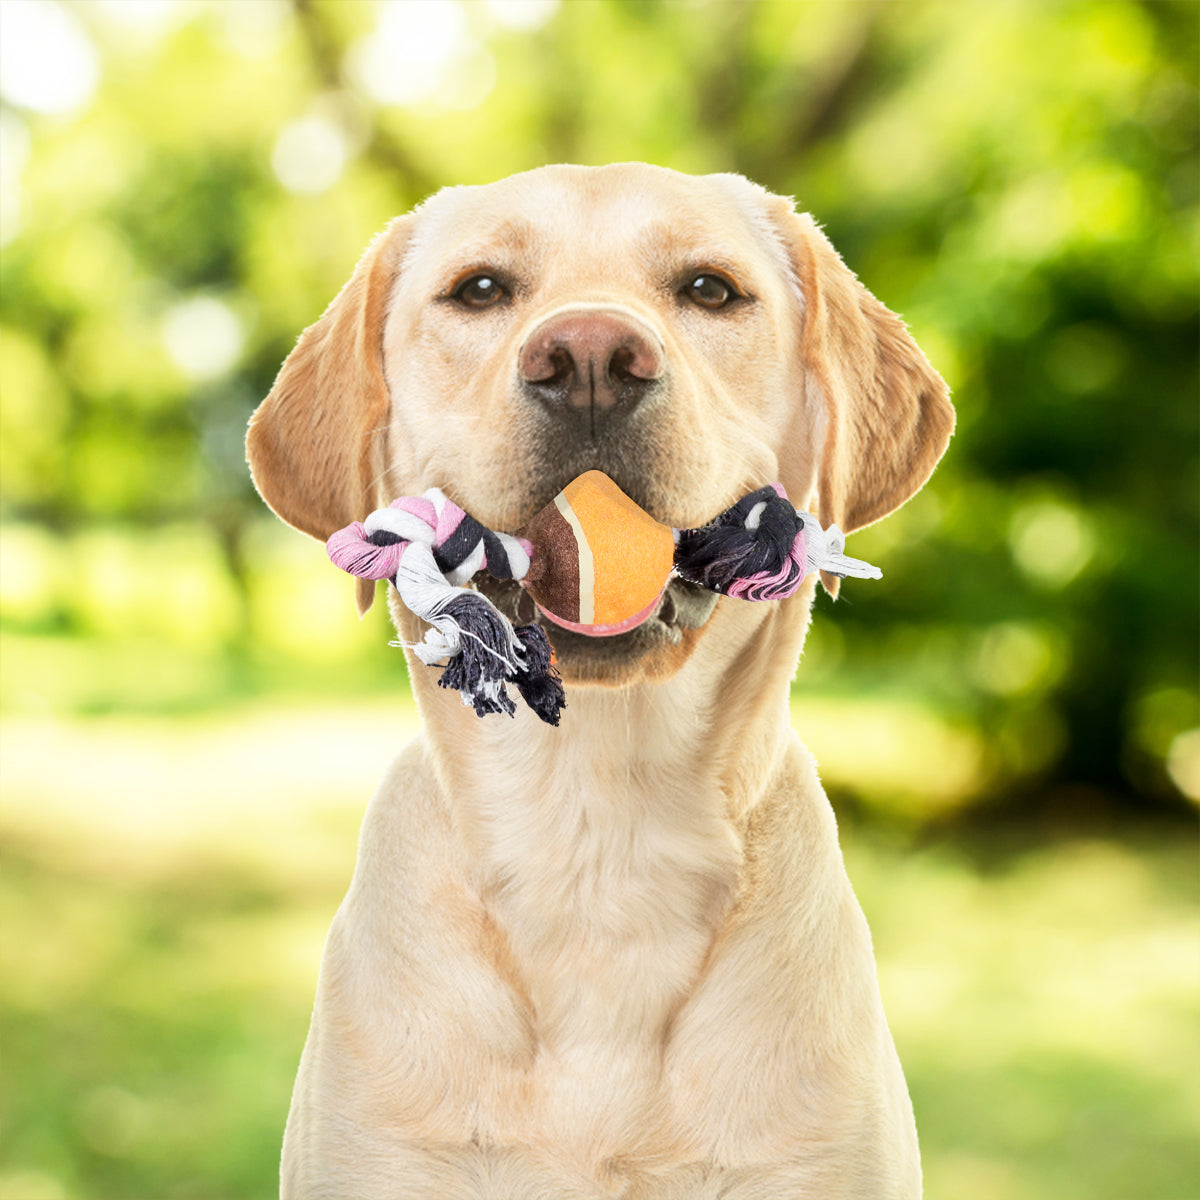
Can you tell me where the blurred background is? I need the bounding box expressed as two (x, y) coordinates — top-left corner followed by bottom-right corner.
(0, 1), (1196, 1197)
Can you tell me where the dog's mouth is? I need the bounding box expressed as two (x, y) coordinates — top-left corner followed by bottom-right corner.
(465, 457), (726, 679)
(473, 574), (720, 678)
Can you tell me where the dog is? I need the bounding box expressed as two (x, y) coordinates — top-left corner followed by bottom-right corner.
(246, 162), (953, 1199)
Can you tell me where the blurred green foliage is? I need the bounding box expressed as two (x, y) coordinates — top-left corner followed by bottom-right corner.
(1, 0), (1196, 823)
(1, 1), (1198, 1198)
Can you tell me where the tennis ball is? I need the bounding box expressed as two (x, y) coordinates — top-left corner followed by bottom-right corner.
(521, 471), (676, 636)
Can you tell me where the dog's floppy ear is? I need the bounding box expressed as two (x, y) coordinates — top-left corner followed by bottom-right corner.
(247, 215), (413, 615)
(770, 202), (954, 596)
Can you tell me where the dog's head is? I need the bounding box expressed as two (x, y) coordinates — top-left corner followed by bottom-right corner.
(247, 163), (952, 687)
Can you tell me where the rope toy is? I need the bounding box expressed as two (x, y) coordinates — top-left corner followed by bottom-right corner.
(327, 471), (880, 726)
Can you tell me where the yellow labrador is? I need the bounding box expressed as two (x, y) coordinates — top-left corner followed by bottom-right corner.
(247, 163), (952, 1199)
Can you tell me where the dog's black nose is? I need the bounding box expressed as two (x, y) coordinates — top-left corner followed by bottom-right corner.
(519, 309), (663, 421)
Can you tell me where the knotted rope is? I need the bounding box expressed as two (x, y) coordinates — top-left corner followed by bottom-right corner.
(328, 477), (879, 725)
(673, 484), (876, 598)
(328, 491), (564, 724)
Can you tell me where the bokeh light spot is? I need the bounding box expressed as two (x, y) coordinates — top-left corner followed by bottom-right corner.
(219, 0), (287, 59)
(972, 622), (1067, 697)
(0, 524), (61, 623)
(272, 115), (348, 195)
(437, 45), (497, 112)
(77, 1085), (149, 1157)
(0, 0), (100, 115)
(347, 0), (488, 108)
(484, 0), (560, 30)
(1008, 499), (1095, 589)
(92, 0), (195, 33)
(1166, 729), (1200, 803)
(162, 296), (245, 381)
(1130, 686), (1199, 758)
(990, 175), (1072, 262)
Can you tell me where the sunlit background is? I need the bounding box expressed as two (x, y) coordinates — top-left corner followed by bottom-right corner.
(0, 1), (1196, 1198)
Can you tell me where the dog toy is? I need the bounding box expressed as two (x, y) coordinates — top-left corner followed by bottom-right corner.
(327, 471), (880, 725)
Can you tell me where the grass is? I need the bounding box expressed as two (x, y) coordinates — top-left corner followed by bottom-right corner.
(0, 703), (1196, 1200)
(847, 832), (1199, 1200)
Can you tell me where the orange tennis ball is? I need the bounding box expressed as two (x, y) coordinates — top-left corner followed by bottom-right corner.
(520, 471), (676, 636)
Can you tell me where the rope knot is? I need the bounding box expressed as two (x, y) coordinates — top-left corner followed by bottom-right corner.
(328, 489), (560, 725)
(674, 485), (810, 601)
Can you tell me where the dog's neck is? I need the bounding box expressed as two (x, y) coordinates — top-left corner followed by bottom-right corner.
(402, 592), (815, 1054)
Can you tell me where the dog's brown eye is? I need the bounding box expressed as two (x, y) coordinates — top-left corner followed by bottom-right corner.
(685, 274), (735, 310)
(453, 275), (506, 309)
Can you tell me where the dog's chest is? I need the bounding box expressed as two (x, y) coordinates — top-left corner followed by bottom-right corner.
(482, 770), (739, 1023)
(464, 750), (743, 1150)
